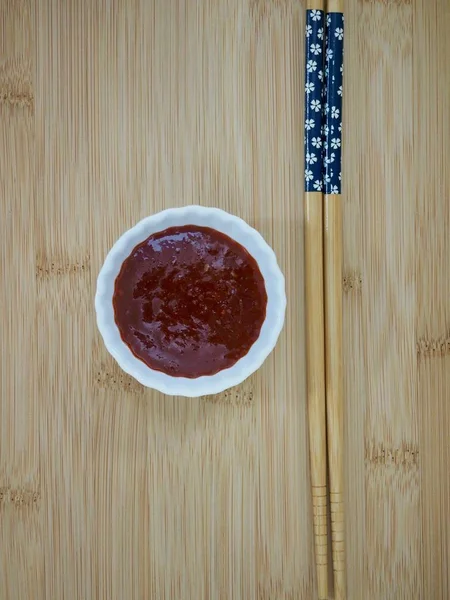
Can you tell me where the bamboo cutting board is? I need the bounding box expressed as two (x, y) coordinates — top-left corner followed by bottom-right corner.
(1, 0), (449, 598)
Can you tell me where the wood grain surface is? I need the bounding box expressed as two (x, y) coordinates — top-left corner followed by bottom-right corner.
(1, 0), (449, 599)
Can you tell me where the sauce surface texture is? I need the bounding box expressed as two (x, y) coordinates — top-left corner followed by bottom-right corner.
(113, 225), (268, 378)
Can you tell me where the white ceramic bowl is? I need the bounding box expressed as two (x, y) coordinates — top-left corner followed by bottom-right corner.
(95, 206), (286, 397)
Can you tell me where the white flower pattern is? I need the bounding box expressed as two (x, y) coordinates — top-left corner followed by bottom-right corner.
(304, 10), (324, 190)
(313, 180), (323, 191)
(323, 12), (344, 194)
(304, 10), (343, 194)
(306, 152), (317, 165)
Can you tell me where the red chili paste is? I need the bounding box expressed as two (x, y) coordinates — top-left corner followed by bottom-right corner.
(113, 225), (267, 378)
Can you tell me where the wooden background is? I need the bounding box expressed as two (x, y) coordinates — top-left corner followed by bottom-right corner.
(1, 0), (449, 598)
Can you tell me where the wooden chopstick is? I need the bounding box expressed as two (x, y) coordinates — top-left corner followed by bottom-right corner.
(323, 0), (346, 598)
(303, 2), (328, 598)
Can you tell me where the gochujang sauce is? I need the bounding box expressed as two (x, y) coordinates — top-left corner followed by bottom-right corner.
(113, 225), (268, 378)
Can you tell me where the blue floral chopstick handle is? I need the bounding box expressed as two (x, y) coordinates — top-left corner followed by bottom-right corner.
(324, 12), (344, 195)
(304, 9), (325, 193)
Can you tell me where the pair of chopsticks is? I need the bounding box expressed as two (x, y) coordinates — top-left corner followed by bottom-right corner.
(304, 1), (345, 599)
